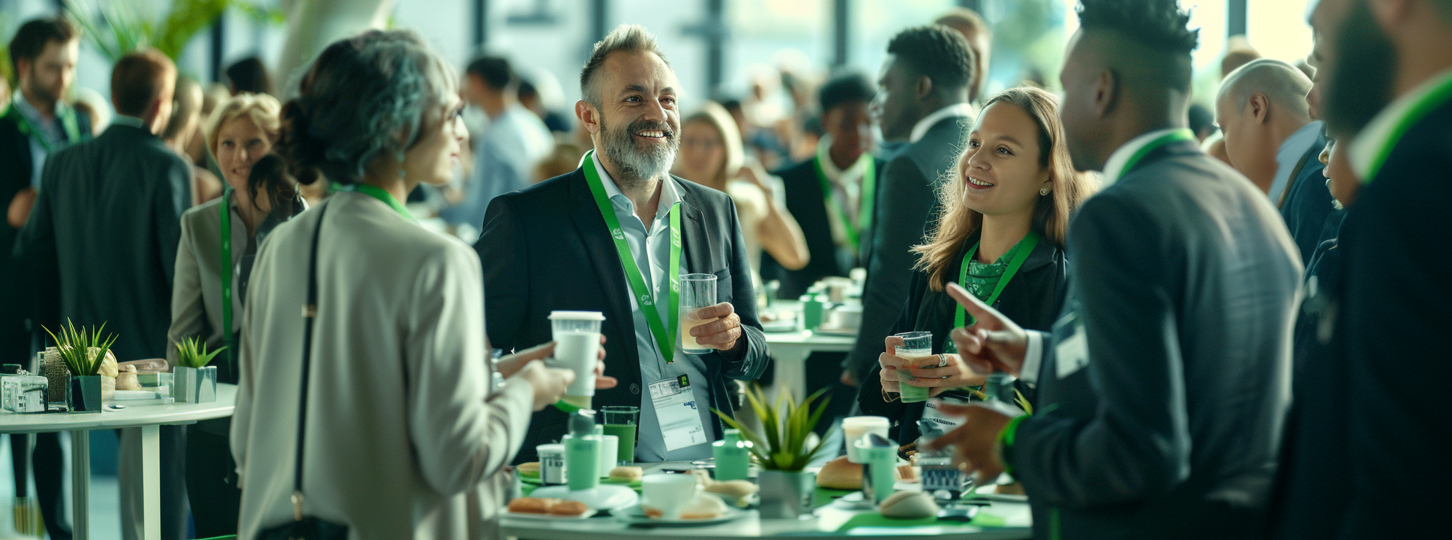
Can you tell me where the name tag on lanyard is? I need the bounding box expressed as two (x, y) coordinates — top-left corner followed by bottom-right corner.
(649, 374), (707, 452)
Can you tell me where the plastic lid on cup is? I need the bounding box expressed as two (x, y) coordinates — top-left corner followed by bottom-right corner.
(549, 311), (606, 321)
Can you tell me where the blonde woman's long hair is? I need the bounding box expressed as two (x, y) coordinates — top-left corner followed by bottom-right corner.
(679, 101), (745, 189)
(913, 86), (1097, 291)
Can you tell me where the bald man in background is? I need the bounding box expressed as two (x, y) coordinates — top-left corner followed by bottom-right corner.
(934, 8), (992, 103)
(1216, 59), (1330, 264)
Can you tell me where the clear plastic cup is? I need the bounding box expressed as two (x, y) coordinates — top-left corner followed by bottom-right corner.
(548, 311), (604, 407)
(679, 274), (717, 354)
(894, 331), (933, 403)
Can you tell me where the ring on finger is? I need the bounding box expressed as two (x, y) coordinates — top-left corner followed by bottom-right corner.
(937, 354), (948, 368)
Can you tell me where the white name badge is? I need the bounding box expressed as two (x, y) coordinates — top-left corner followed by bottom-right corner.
(649, 375), (708, 452)
(921, 395), (970, 431)
(1055, 314), (1090, 379)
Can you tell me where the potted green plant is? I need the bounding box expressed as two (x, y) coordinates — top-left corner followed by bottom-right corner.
(43, 319), (117, 413)
(173, 337), (223, 404)
(713, 384), (831, 519)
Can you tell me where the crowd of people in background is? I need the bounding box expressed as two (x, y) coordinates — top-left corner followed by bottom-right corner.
(2, 0), (1449, 537)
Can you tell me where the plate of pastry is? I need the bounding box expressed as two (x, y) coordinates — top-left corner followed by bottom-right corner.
(503, 497), (594, 520)
(611, 493), (746, 526)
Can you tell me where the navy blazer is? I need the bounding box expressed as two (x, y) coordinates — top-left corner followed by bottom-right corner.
(856, 231), (1067, 444)
(1278, 131), (1333, 266)
(1319, 98), (1452, 538)
(0, 110), (90, 362)
(475, 166), (769, 463)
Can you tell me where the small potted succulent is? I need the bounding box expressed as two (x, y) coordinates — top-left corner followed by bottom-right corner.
(43, 319), (118, 413)
(173, 337), (223, 404)
(714, 384), (832, 519)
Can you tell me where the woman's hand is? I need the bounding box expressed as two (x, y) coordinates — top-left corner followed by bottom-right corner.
(903, 354), (988, 397)
(878, 336), (909, 394)
(497, 336), (617, 389)
(516, 361), (575, 411)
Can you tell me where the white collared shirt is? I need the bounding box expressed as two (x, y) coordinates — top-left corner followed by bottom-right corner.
(909, 102), (977, 143)
(10, 94), (68, 189)
(1270, 120), (1324, 203)
(590, 153), (716, 461)
(815, 135), (869, 248)
(111, 115), (147, 129)
(1348, 67), (1452, 182)
(1100, 128), (1187, 187)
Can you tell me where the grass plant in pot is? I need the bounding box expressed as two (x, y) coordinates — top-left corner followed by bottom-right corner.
(713, 384), (832, 519)
(173, 337), (223, 404)
(43, 319), (118, 413)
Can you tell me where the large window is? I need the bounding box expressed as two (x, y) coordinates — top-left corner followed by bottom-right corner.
(1248, 0), (1313, 63)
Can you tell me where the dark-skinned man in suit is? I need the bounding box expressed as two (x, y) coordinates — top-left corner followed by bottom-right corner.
(922, 1), (1303, 538)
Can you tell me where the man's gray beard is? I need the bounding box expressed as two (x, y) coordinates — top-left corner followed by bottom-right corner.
(601, 116), (679, 189)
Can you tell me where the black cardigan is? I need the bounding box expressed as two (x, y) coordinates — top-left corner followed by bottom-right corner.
(855, 231), (1069, 444)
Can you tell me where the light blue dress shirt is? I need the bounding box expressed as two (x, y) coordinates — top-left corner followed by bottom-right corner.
(591, 152), (716, 461)
(11, 95), (71, 189)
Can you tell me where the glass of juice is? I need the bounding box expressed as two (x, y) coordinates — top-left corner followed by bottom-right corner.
(894, 331), (933, 403)
(601, 405), (640, 464)
(679, 273), (717, 354)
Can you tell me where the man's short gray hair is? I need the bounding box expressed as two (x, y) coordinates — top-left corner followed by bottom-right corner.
(1219, 58), (1313, 118)
(579, 24), (668, 107)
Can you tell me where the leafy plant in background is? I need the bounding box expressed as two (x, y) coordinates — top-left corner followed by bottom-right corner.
(175, 336), (226, 369)
(64, 0), (283, 62)
(43, 319), (118, 377)
(713, 384), (831, 472)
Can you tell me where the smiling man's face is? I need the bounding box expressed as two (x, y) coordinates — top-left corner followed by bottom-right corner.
(592, 50), (682, 183)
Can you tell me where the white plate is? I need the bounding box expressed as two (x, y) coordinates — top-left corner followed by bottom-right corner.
(501, 508), (593, 521)
(610, 504), (745, 526)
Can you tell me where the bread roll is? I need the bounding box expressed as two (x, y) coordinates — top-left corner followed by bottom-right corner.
(896, 464), (919, 483)
(507, 497), (556, 514)
(516, 462), (541, 476)
(816, 456), (863, 489)
(703, 479), (758, 499)
(878, 491), (938, 519)
(679, 493), (729, 520)
(609, 466), (644, 482)
(548, 500), (590, 516)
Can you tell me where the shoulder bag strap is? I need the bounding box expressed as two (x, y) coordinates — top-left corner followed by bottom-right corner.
(292, 201), (330, 521)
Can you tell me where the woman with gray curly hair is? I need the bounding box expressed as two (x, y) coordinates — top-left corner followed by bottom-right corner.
(230, 30), (599, 539)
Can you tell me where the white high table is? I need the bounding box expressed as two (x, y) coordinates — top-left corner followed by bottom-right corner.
(763, 329), (855, 400)
(0, 384), (237, 540)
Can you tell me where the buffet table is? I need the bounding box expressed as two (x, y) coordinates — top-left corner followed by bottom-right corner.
(761, 299), (859, 400)
(504, 463), (1032, 540)
(0, 384), (237, 540)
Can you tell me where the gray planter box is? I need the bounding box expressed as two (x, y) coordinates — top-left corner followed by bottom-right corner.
(758, 469), (816, 519)
(69, 375), (103, 412)
(173, 366), (217, 404)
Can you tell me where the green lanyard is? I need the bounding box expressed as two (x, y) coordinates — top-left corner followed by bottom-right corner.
(1112, 129), (1196, 183)
(220, 188), (238, 372)
(813, 154), (876, 254)
(335, 183), (419, 223)
(1363, 72), (1452, 184)
(581, 150), (683, 364)
(948, 231), (1039, 352)
(2, 101), (82, 153)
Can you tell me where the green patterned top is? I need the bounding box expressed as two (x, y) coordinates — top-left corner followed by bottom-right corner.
(944, 233), (1037, 354)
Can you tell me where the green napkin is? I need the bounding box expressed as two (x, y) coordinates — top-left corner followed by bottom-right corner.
(835, 510), (1012, 531)
(814, 487), (858, 508)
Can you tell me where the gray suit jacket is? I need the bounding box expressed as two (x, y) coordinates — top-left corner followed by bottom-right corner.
(845, 114), (971, 377)
(1011, 140), (1301, 540)
(13, 124), (191, 360)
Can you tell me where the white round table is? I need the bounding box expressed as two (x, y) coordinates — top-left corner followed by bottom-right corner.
(1, 383), (237, 540)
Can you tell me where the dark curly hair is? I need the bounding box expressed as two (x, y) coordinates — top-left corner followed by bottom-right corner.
(1076, 0), (1199, 54)
(818, 72), (876, 114)
(886, 25), (975, 92)
(275, 29), (456, 186)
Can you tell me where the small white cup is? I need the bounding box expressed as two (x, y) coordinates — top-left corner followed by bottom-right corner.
(598, 434), (619, 476)
(537, 443), (567, 485)
(841, 416), (890, 463)
(641, 473), (699, 519)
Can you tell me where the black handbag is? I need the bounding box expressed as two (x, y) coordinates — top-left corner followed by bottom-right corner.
(256, 203), (348, 540)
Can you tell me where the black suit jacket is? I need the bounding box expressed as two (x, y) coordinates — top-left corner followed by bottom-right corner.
(1, 110), (91, 363)
(764, 155), (884, 299)
(845, 115), (972, 377)
(1325, 98), (1452, 539)
(1012, 140), (1302, 540)
(475, 167), (769, 463)
(1278, 131), (1333, 266)
(856, 231), (1067, 444)
(13, 124), (190, 361)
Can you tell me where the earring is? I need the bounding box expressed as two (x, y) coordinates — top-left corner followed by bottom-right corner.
(1039, 188), (1050, 196)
